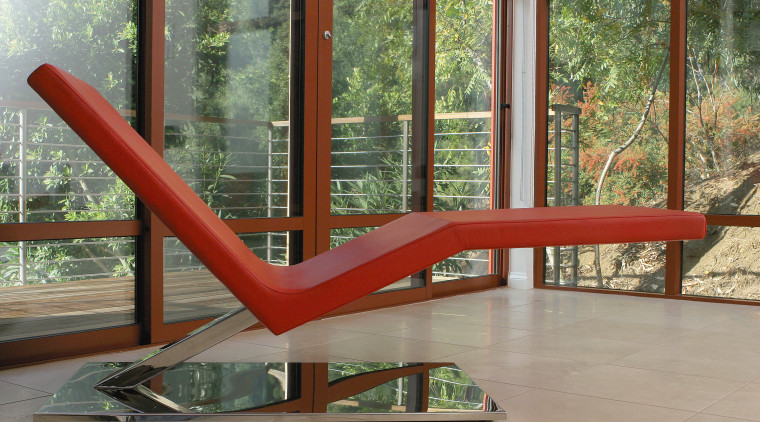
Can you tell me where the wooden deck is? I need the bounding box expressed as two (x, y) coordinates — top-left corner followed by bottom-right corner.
(0, 270), (241, 342)
(0, 270), (416, 342)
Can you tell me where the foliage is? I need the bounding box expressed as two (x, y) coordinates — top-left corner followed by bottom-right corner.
(332, 0), (413, 120)
(163, 0), (291, 219)
(428, 366), (485, 410)
(0, 0), (139, 285)
(685, 0), (760, 183)
(548, 0), (760, 288)
(549, 0), (670, 207)
(326, 363), (486, 413)
(436, 0), (493, 114)
(0, 0), (495, 287)
(328, 0), (494, 278)
(0, 0), (137, 105)
(550, 0), (760, 208)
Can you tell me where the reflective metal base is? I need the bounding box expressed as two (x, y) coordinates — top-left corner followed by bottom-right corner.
(35, 361), (506, 421)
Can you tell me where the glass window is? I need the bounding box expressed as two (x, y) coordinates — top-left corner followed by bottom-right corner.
(545, 241), (667, 292)
(433, 250), (490, 282)
(330, 1), (414, 215)
(0, 0), (137, 343)
(685, 0), (760, 216)
(0, 237), (135, 341)
(683, 226), (760, 299)
(433, 0), (493, 211)
(163, 232), (288, 323)
(434, 0), (493, 211)
(0, 0), (137, 222)
(545, 0), (670, 290)
(164, 0), (291, 219)
(433, 0), (494, 282)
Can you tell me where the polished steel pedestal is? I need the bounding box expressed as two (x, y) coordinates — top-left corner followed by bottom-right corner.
(34, 361), (506, 421)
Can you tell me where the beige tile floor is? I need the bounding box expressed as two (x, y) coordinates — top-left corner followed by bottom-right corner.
(2, 287), (760, 421)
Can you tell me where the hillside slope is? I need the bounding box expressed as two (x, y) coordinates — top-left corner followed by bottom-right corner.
(571, 157), (760, 298)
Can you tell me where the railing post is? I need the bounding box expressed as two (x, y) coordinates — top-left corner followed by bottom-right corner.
(402, 120), (409, 212)
(397, 370), (403, 406)
(552, 107), (562, 285)
(553, 108), (563, 207)
(570, 112), (580, 285)
(267, 126), (274, 263)
(18, 109), (28, 286)
(547, 104), (582, 286)
(571, 113), (580, 206)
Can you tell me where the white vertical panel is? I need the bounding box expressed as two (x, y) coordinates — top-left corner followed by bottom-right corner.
(508, 0), (536, 289)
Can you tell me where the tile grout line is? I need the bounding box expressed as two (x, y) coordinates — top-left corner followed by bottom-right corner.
(0, 394), (52, 408)
(604, 361), (760, 385)
(526, 386), (701, 415)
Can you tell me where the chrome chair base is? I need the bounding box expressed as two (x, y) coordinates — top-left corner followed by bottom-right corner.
(96, 306), (259, 390)
(34, 307), (505, 420)
(34, 361), (506, 421)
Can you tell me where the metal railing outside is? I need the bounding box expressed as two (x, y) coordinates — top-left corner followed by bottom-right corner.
(329, 112), (492, 280)
(546, 104), (582, 286)
(0, 102), (492, 286)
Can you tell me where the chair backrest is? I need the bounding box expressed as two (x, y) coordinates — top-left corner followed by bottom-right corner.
(28, 63), (281, 325)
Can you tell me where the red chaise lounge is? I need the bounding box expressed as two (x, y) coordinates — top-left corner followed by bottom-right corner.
(27, 63), (706, 390)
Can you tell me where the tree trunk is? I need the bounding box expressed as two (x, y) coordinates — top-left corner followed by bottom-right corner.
(593, 46), (670, 287)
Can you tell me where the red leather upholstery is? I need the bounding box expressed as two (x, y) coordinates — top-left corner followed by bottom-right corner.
(28, 64), (706, 334)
